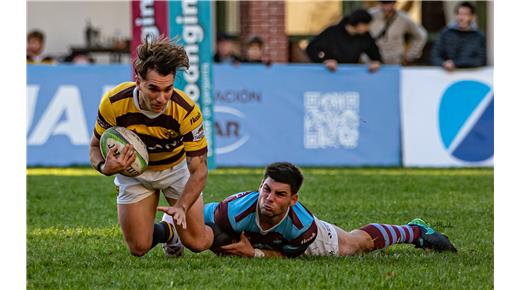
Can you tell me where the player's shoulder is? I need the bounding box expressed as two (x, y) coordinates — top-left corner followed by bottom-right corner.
(102, 82), (136, 104)
(171, 88), (196, 111)
(223, 191), (259, 205)
(288, 201), (315, 230)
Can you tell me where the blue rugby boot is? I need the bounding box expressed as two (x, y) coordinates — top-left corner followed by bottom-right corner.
(408, 218), (457, 253)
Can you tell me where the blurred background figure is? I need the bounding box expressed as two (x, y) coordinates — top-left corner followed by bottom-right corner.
(63, 51), (95, 64)
(213, 32), (240, 64)
(27, 30), (56, 64)
(242, 35), (270, 65)
(368, 0), (426, 65)
(305, 9), (382, 73)
(431, 1), (486, 71)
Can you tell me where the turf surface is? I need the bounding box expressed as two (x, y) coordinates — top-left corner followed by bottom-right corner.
(27, 167), (493, 289)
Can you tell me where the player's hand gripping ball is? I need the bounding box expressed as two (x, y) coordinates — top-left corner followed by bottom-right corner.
(99, 126), (149, 177)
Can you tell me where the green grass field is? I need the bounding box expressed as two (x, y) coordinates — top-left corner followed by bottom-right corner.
(27, 167), (493, 289)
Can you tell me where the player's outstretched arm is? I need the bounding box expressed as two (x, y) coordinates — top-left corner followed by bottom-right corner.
(167, 153), (208, 229)
(219, 232), (285, 258)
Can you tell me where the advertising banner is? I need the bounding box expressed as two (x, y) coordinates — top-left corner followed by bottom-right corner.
(27, 65), (131, 166)
(401, 67), (494, 167)
(213, 64), (402, 167)
(169, 0), (215, 169)
(131, 0), (170, 61)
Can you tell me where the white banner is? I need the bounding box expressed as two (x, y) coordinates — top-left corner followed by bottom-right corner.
(401, 67), (494, 167)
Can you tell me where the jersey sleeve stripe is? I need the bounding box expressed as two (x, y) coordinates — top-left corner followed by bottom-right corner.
(171, 90), (194, 112)
(214, 202), (234, 233)
(96, 110), (112, 129)
(234, 201), (257, 223)
(93, 128), (101, 139)
(108, 85), (135, 103)
(289, 207), (304, 230)
(185, 147), (208, 156)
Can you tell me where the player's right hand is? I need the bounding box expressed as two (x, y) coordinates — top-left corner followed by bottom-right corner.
(157, 205), (187, 229)
(101, 144), (135, 175)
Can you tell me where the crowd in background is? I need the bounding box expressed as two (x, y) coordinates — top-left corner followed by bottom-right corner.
(213, 1), (486, 72)
(28, 1), (487, 72)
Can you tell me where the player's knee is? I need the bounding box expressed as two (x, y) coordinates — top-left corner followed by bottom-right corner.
(127, 241), (151, 257)
(184, 241), (208, 253)
(182, 237), (210, 253)
(339, 231), (371, 256)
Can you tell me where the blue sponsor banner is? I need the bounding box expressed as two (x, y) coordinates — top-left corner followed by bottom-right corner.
(213, 64), (401, 166)
(169, 0), (215, 169)
(27, 65), (131, 166)
(27, 64), (400, 167)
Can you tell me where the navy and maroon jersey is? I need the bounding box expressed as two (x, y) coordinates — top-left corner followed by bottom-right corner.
(204, 191), (318, 257)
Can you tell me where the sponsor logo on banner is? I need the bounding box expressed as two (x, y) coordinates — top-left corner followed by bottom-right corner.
(214, 106), (249, 154)
(438, 80), (494, 162)
(131, 0), (169, 61)
(304, 92), (360, 149)
(27, 85), (90, 145)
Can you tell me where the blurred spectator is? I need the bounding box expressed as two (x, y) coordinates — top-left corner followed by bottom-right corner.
(431, 1), (486, 71)
(213, 32), (240, 64)
(368, 1), (427, 65)
(241, 36), (271, 65)
(63, 51), (95, 64)
(27, 30), (56, 64)
(306, 9), (382, 73)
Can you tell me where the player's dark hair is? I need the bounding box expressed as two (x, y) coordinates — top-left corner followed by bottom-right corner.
(456, 1), (476, 15)
(134, 35), (189, 79)
(27, 30), (45, 42)
(264, 162), (304, 194)
(341, 9), (373, 27)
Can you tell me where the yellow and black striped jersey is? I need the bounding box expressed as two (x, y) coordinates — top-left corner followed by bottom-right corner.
(94, 82), (207, 171)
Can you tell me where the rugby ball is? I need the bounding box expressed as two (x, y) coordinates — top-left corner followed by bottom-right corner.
(99, 126), (149, 177)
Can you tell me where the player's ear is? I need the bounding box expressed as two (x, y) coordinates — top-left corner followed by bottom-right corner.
(258, 179), (265, 191)
(290, 193), (298, 206)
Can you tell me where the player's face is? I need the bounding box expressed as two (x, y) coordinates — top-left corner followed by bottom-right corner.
(258, 177), (298, 219)
(136, 69), (175, 113)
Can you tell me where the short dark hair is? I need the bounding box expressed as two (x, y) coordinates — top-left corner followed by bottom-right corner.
(27, 30), (44, 42)
(217, 32), (234, 42)
(343, 9), (373, 26)
(246, 36), (264, 47)
(134, 35), (189, 79)
(263, 162), (304, 194)
(456, 1), (476, 15)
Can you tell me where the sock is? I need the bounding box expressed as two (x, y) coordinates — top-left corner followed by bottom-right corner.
(360, 223), (422, 249)
(151, 221), (174, 249)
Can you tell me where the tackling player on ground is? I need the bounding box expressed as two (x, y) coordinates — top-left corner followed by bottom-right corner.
(89, 36), (213, 257)
(159, 162), (457, 257)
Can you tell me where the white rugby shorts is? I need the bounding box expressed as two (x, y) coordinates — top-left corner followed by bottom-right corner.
(114, 160), (190, 204)
(304, 218), (339, 256)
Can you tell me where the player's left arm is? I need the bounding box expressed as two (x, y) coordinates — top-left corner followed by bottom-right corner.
(168, 153), (208, 229)
(219, 232), (285, 258)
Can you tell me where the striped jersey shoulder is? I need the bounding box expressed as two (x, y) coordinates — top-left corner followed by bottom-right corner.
(171, 88), (196, 113)
(103, 82), (136, 104)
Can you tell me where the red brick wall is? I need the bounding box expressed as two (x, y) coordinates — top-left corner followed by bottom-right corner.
(239, 1), (287, 63)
